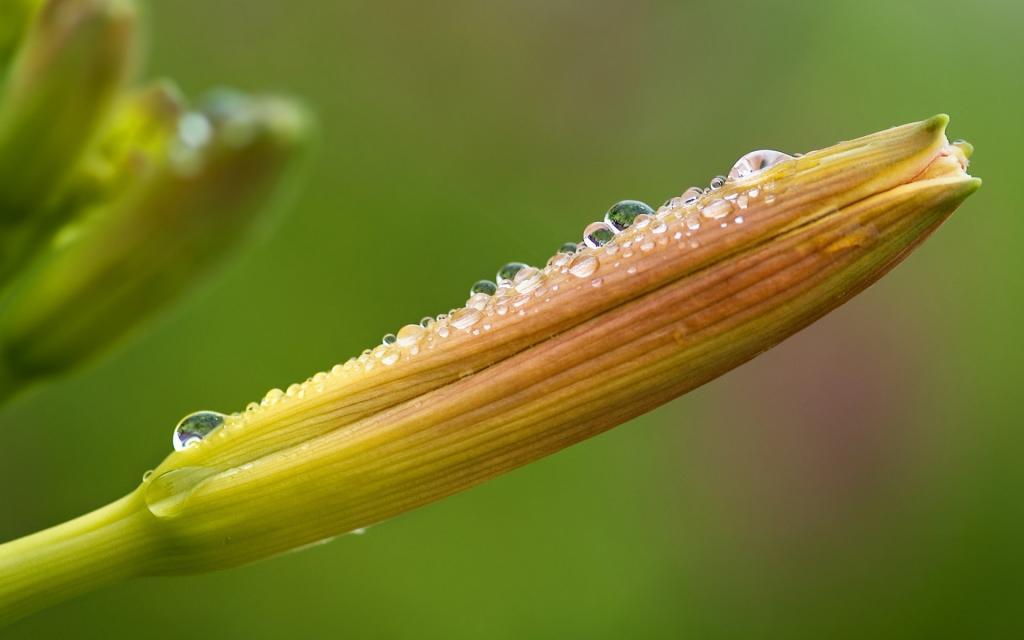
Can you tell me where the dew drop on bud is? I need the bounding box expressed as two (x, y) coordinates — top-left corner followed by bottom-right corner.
(680, 187), (702, 205)
(382, 333), (397, 345)
(470, 280), (497, 296)
(583, 222), (616, 248)
(496, 262), (528, 284)
(701, 199), (733, 220)
(558, 242), (579, 254)
(172, 411), (226, 451)
(451, 307), (482, 330)
(396, 324), (425, 347)
(513, 267), (543, 294)
(727, 150), (794, 180)
(568, 254), (599, 278)
(709, 176), (726, 190)
(604, 200), (655, 231)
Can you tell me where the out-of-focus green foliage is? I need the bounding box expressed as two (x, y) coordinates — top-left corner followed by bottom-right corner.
(1, 0), (1021, 638)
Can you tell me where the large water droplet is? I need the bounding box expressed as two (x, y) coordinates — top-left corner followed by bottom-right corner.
(583, 222), (616, 248)
(727, 150), (794, 180)
(604, 200), (655, 231)
(470, 280), (497, 296)
(496, 262), (528, 284)
(172, 411), (226, 451)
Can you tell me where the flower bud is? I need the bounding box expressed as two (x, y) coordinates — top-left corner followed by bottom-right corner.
(133, 115), (978, 572)
(0, 92), (311, 379)
(0, 0), (138, 221)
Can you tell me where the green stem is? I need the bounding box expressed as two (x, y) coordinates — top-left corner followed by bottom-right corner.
(0, 492), (155, 626)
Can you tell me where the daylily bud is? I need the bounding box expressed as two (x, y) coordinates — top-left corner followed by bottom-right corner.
(0, 92), (311, 380)
(0, 116), (979, 622)
(131, 115), (978, 573)
(0, 0), (138, 221)
(53, 80), (186, 216)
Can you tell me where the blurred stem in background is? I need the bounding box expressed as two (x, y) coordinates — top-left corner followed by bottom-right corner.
(0, 0), (311, 404)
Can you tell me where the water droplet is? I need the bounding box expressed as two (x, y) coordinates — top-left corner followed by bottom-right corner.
(681, 187), (703, 206)
(142, 469), (154, 482)
(419, 316), (435, 328)
(568, 254), (599, 278)
(172, 411), (226, 451)
(604, 200), (655, 231)
(262, 388), (284, 406)
(728, 150), (794, 180)
(466, 292), (490, 310)
(496, 262), (528, 284)
(701, 199), (733, 220)
(591, 278), (603, 288)
(381, 349), (400, 366)
(583, 222), (616, 248)
(709, 175), (726, 190)
(451, 307), (482, 330)
(396, 324), (425, 347)
(178, 112), (213, 148)
(547, 253), (571, 269)
(513, 267), (543, 294)
(764, 194), (776, 204)
(735, 216), (745, 224)
(558, 242), (579, 254)
(470, 280), (497, 296)
(382, 333), (397, 346)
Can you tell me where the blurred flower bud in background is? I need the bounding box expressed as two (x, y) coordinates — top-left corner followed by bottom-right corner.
(0, 0), (312, 399)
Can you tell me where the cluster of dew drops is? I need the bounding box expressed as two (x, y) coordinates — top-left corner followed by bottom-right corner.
(170, 149), (796, 452)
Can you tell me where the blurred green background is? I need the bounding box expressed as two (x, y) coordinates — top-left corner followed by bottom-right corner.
(3, 0), (1021, 637)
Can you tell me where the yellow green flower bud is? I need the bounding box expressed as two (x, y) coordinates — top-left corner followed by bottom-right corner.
(0, 92), (311, 382)
(0, 0), (138, 221)
(0, 116), (980, 624)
